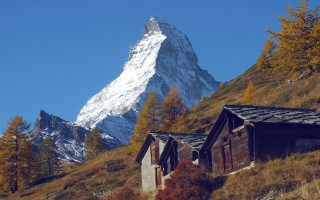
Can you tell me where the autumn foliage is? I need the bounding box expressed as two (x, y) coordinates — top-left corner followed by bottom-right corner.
(131, 91), (161, 152)
(241, 81), (257, 104)
(156, 162), (215, 200)
(0, 116), (36, 193)
(161, 88), (188, 132)
(256, 38), (276, 72)
(85, 127), (107, 159)
(131, 89), (190, 152)
(262, 0), (320, 74)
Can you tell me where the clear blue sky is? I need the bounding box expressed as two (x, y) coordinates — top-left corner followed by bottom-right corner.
(0, 1), (318, 132)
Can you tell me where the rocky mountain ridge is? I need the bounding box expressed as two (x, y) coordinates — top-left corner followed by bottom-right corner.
(76, 16), (220, 144)
(29, 16), (220, 162)
(30, 110), (120, 162)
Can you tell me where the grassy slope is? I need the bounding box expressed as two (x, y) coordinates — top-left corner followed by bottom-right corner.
(188, 65), (320, 133)
(211, 150), (320, 200)
(1, 145), (141, 200)
(2, 66), (320, 199)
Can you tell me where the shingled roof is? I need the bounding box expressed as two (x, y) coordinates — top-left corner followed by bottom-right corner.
(225, 105), (320, 125)
(149, 132), (207, 150)
(168, 133), (207, 150)
(149, 132), (170, 142)
(136, 132), (207, 163)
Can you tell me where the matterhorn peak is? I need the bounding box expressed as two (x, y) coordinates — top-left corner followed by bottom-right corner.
(142, 16), (170, 35)
(76, 17), (219, 144)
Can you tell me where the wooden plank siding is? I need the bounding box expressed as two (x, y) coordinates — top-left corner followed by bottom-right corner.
(176, 140), (194, 162)
(201, 105), (320, 176)
(210, 115), (252, 175)
(254, 123), (320, 161)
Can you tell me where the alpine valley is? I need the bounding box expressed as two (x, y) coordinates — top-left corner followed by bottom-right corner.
(30, 16), (220, 162)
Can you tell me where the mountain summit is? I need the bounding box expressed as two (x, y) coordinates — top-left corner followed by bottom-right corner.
(76, 17), (219, 144)
(30, 110), (120, 162)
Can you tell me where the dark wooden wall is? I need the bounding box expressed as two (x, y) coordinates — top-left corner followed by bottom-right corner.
(254, 123), (320, 161)
(162, 140), (195, 175)
(176, 141), (194, 162)
(210, 114), (252, 175)
(207, 111), (320, 175)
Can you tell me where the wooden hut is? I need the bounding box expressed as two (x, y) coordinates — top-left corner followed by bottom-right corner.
(136, 132), (207, 192)
(200, 105), (320, 175)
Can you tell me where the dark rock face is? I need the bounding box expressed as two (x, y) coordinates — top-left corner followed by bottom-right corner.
(76, 16), (220, 145)
(30, 110), (120, 162)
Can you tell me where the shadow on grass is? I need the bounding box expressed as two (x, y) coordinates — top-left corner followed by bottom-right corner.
(33, 173), (67, 185)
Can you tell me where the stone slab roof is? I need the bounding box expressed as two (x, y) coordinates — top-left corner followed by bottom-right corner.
(149, 132), (207, 150)
(170, 133), (207, 150)
(149, 132), (169, 142)
(225, 105), (320, 126)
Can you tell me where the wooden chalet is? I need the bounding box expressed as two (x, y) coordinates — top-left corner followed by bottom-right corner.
(200, 105), (320, 175)
(136, 132), (207, 192)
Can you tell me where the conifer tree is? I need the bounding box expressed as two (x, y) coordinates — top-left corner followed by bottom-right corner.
(269, 0), (320, 73)
(39, 138), (59, 176)
(85, 128), (106, 159)
(219, 82), (224, 89)
(256, 39), (277, 71)
(161, 88), (188, 132)
(19, 140), (40, 186)
(174, 112), (189, 133)
(241, 81), (257, 104)
(0, 116), (30, 193)
(131, 91), (161, 152)
(311, 18), (320, 68)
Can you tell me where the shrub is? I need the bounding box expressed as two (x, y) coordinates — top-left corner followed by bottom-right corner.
(156, 161), (220, 200)
(105, 159), (126, 172)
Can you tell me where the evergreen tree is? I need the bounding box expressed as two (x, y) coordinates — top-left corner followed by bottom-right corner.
(311, 18), (320, 68)
(269, 0), (320, 74)
(174, 112), (189, 133)
(131, 91), (161, 152)
(241, 81), (257, 104)
(39, 138), (59, 176)
(161, 88), (188, 132)
(85, 128), (106, 159)
(19, 140), (40, 186)
(219, 82), (224, 89)
(256, 39), (277, 71)
(0, 116), (30, 193)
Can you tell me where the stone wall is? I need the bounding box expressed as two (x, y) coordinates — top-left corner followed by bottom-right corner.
(141, 140), (165, 192)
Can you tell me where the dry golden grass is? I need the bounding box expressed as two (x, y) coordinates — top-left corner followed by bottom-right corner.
(211, 150), (320, 200)
(188, 66), (320, 133)
(280, 179), (320, 200)
(2, 66), (320, 199)
(1, 145), (141, 200)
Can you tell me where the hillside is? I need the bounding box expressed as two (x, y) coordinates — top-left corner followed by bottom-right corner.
(0, 146), (141, 200)
(2, 66), (319, 200)
(188, 65), (320, 133)
(211, 150), (320, 200)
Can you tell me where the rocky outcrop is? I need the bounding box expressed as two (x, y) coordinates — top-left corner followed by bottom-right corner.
(76, 16), (220, 144)
(30, 110), (120, 162)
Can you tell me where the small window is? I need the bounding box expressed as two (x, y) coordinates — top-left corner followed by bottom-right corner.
(237, 131), (242, 137)
(150, 143), (159, 164)
(192, 151), (199, 161)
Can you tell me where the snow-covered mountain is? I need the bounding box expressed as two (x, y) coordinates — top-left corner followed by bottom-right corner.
(76, 16), (219, 144)
(30, 110), (120, 162)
